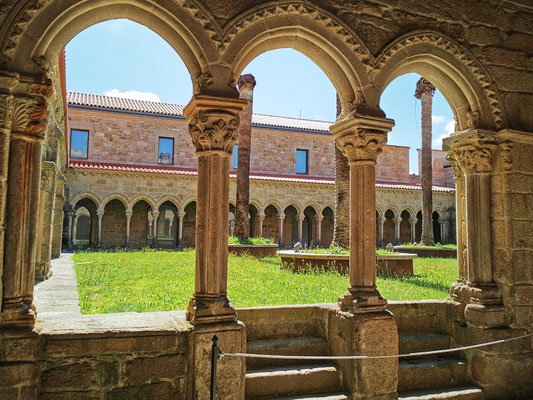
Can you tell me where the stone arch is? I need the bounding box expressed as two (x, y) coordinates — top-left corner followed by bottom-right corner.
(384, 206), (400, 218)
(433, 208), (446, 221)
(263, 200), (282, 215)
(155, 195), (181, 211)
(303, 202), (321, 215)
(181, 196), (197, 214)
(373, 30), (505, 130)
(401, 207), (416, 219)
(222, 1), (375, 116)
(376, 205), (385, 219)
(100, 193), (129, 211)
(283, 202), (302, 216)
(70, 191), (101, 210)
(128, 195), (156, 212)
(4, 0), (209, 94)
(249, 199), (263, 214)
(320, 203), (335, 216)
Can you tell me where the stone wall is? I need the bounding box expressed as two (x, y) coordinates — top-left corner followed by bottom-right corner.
(101, 199), (127, 248)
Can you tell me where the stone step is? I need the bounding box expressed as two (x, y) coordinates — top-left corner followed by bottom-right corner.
(247, 336), (329, 369)
(271, 393), (351, 400)
(246, 364), (342, 399)
(399, 333), (451, 355)
(398, 385), (484, 400)
(399, 357), (468, 392)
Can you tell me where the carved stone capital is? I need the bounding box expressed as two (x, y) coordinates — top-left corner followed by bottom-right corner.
(184, 95), (247, 154)
(443, 129), (497, 175)
(499, 141), (513, 172)
(330, 114), (394, 163)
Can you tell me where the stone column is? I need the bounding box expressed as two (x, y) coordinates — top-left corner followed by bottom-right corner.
(125, 210), (132, 247)
(377, 215), (386, 248)
(316, 214), (323, 246)
(177, 211), (184, 248)
(258, 212), (265, 238)
(96, 209), (104, 247)
(0, 77), (52, 328)
(330, 114), (394, 313)
(183, 94), (247, 325)
(51, 175), (65, 257)
(445, 130), (504, 328)
(35, 161), (57, 280)
(297, 214), (304, 244)
(184, 94), (248, 400)
(393, 216), (402, 245)
(278, 214), (285, 247)
(440, 219), (447, 244)
(329, 113), (398, 400)
(152, 210), (159, 247)
(234, 74), (256, 239)
(409, 217), (417, 244)
(67, 210), (74, 249)
(72, 217), (79, 245)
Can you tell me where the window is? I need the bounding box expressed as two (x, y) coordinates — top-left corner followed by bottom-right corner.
(233, 144), (238, 169)
(296, 149), (308, 174)
(158, 137), (174, 165)
(70, 129), (88, 159)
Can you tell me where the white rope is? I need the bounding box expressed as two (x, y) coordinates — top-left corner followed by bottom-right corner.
(220, 332), (533, 360)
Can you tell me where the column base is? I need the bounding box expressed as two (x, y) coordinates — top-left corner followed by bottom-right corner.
(35, 261), (52, 281)
(187, 294), (238, 325)
(0, 299), (36, 328)
(338, 287), (388, 313)
(188, 321), (246, 400)
(465, 303), (506, 328)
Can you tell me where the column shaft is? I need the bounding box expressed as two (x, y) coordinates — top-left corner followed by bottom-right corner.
(125, 212), (132, 247)
(178, 213), (184, 247)
(51, 177), (65, 257)
(278, 215), (285, 247)
(393, 217), (401, 245)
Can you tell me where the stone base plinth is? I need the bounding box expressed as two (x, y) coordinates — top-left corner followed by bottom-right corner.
(465, 303), (507, 329)
(328, 309), (398, 399)
(189, 322), (246, 400)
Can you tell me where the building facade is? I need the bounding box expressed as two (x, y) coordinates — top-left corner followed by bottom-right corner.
(64, 92), (455, 250)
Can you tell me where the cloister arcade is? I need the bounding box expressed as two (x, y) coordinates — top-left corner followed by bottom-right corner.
(0, 0), (531, 399)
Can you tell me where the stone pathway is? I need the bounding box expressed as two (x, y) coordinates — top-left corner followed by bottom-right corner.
(34, 252), (81, 318)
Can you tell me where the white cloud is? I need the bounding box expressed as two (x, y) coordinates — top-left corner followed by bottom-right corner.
(445, 119), (455, 134)
(104, 89), (160, 102)
(432, 120), (456, 149)
(431, 115), (445, 124)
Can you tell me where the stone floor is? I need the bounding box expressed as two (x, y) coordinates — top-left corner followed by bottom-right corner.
(33, 253), (190, 335)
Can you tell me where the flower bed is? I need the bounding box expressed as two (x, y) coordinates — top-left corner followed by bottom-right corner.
(229, 244), (279, 257)
(278, 251), (417, 276)
(393, 246), (457, 258)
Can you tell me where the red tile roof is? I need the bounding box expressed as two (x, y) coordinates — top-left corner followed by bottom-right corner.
(67, 91), (331, 132)
(69, 161), (454, 192)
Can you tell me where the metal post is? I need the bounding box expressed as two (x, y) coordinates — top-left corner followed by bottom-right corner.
(210, 335), (220, 400)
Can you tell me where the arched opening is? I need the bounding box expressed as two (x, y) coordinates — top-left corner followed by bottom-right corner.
(284, 206), (299, 247)
(303, 206), (317, 247)
(433, 211), (442, 244)
(182, 202), (196, 248)
(321, 207), (334, 248)
(400, 210), (411, 244)
(130, 200), (152, 249)
(383, 209), (396, 246)
(101, 199), (127, 248)
(263, 205), (280, 243)
(73, 207), (91, 248)
(155, 201), (178, 249)
(249, 204), (259, 237)
(415, 211), (423, 243)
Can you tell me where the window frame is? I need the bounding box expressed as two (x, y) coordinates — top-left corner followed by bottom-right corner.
(158, 137), (175, 165)
(70, 129), (89, 159)
(295, 148), (309, 174)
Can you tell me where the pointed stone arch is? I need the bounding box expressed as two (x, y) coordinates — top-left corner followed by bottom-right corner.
(373, 30), (506, 130)
(155, 195), (181, 211)
(128, 195), (156, 212)
(101, 193), (129, 211)
(70, 191), (101, 209)
(263, 200), (282, 215)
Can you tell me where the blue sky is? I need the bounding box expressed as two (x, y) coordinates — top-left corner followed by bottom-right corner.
(66, 19), (454, 173)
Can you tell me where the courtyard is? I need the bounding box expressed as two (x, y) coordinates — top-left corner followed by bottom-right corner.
(72, 250), (457, 314)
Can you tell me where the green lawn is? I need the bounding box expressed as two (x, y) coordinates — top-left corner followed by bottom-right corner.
(73, 250), (457, 314)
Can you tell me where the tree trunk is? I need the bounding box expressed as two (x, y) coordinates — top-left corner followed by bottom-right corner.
(234, 75), (256, 239)
(420, 90), (435, 245)
(333, 94), (350, 248)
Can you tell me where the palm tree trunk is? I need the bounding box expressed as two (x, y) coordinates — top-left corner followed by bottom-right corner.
(234, 75), (256, 239)
(333, 94), (350, 248)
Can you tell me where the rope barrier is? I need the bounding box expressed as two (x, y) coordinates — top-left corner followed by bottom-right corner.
(220, 332), (533, 361)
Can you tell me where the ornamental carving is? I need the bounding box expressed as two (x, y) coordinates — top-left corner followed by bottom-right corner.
(445, 153), (462, 179)
(188, 110), (240, 153)
(197, 72), (213, 89)
(499, 141), (513, 172)
(335, 130), (386, 163)
(0, 94), (13, 128)
(456, 145), (492, 174)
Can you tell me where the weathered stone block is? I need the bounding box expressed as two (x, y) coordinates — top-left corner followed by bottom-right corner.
(126, 354), (187, 385)
(0, 333), (40, 362)
(106, 381), (183, 400)
(0, 362), (38, 387)
(41, 362), (98, 391)
(513, 305), (533, 328)
(510, 285), (533, 306)
(512, 250), (533, 283)
(468, 25), (503, 46)
(511, 220), (533, 249)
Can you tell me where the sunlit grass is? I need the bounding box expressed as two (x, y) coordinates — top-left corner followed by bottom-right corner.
(73, 250), (457, 314)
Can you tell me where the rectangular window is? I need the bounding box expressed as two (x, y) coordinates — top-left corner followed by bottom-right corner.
(233, 144), (238, 169)
(70, 129), (89, 159)
(296, 149), (308, 174)
(158, 137), (174, 165)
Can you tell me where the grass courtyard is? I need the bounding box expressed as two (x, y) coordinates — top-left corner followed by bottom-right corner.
(73, 250), (457, 314)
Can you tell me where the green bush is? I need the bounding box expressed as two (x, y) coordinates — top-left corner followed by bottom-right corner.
(228, 236), (275, 245)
